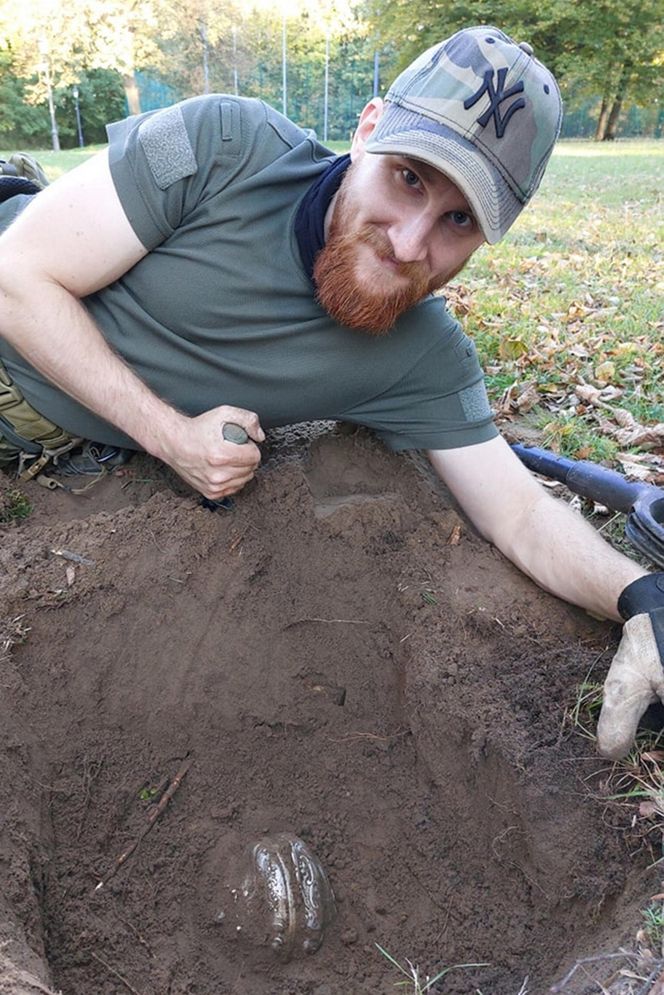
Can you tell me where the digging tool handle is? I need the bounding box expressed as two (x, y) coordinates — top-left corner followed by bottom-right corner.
(511, 444), (646, 513)
(199, 423), (250, 512)
(222, 422), (249, 445)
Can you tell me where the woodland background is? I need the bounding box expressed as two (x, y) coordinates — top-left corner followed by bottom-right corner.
(0, 0), (662, 150)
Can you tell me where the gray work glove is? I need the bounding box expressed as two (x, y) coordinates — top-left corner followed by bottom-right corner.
(597, 574), (664, 759)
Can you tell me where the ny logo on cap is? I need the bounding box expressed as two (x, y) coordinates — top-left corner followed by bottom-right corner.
(464, 68), (526, 138)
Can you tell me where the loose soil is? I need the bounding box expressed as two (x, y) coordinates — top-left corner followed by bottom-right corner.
(0, 426), (657, 995)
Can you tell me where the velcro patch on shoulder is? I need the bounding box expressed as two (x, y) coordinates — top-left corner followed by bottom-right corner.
(138, 106), (198, 190)
(458, 381), (492, 421)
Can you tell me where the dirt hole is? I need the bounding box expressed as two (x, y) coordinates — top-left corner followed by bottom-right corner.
(0, 431), (648, 994)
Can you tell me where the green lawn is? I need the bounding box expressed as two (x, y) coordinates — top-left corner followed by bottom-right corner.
(0, 146), (103, 181)
(456, 139), (664, 458)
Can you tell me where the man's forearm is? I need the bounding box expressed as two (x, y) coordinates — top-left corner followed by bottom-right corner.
(0, 275), (264, 498)
(429, 438), (647, 623)
(491, 488), (646, 621)
(0, 278), (184, 459)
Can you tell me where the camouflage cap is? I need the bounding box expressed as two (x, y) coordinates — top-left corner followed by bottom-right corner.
(365, 26), (562, 243)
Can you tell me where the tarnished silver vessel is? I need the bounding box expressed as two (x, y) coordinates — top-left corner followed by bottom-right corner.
(216, 832), (336, 961)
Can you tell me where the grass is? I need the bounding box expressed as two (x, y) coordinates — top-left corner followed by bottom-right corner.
(0, 487), (32, 523)
(376, 944), (489, 993)
(641, 902), (664, 950)
(565, 670), (664, 866)
(0, 614), (30, 662)
(1, 146), (102, 181)
(455, 138), (664, 461)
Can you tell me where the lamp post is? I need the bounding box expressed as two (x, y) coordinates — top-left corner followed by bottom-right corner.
(199, 21), (210, 94)
(281, 10), (287, 116)
(323, 28), (329, 143)
(232, 25), (239, 96)
(72, 85), (85, 147)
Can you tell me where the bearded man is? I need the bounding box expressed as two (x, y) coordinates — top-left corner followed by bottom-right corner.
(0, 26), (662, 761)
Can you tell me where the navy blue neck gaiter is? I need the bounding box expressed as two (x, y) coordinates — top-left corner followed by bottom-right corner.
(294, 153), (351, 285)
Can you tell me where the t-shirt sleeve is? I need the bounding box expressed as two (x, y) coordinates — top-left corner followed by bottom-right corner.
(340, 297), (498, 452)
(106, 96), (269, 249)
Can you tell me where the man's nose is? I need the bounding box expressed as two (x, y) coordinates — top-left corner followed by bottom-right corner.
(387, 215), (432, 263)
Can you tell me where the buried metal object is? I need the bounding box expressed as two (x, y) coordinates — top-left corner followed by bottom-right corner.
(216, 833), (336, 960)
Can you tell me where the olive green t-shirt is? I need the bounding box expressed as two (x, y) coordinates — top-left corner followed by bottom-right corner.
(0, 96), (497, 452)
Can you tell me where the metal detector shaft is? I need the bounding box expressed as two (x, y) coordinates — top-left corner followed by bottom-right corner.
(511, 443), (664, 569)
(511, 444), (644, 512)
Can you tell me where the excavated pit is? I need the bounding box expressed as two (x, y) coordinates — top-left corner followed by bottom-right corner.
(0, 429), (652, 994)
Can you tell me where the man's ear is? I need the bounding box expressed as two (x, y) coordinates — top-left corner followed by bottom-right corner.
(350, 98), (384, 160)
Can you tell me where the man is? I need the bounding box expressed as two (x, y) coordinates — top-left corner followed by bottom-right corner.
(0, 26), (662, 759)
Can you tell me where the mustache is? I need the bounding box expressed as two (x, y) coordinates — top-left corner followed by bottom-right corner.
(313, 223), (435, 336)
(354, 225), (429, 282)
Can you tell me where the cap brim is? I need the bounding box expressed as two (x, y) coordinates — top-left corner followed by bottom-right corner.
(365, 112), (523, 244)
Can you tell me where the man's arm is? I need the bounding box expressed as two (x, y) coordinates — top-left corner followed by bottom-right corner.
(428, 434), (646, 620)
(0, 151), (263, 498)
(429, 435), (664, 759)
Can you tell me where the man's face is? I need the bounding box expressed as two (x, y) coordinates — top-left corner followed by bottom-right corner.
(314, 152), (485, 335)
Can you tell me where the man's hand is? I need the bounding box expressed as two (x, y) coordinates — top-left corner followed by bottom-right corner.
(597, 574), (664, 759)
(155, 404), (265, 499)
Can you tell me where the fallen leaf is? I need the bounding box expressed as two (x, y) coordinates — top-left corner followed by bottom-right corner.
(618, 460), (654, 481)
(575, 383), (603, 404)
(515, 382), (540, 413)
(447, 524), (462, 546)
(594, 361), (615, 382)
(497, 382), (518, 415)
(613, 407), (639, 429)
(65, 565), (76, 587)
(499, 337), (529, 360)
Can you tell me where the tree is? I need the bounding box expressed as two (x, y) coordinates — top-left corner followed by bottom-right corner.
(79, 0), (176, 114)
(0, 44), (49, 147)
(363, 0), (664, 139)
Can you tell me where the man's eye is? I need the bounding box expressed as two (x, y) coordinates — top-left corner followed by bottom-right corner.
(449, 210), (473, 229)
(401, 169), (421, 188)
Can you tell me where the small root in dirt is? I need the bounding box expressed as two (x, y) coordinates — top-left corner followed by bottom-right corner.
(76, 755), (105, 840)
(89, 952), (142, 995)
(94, 755), (193, 893)
(283, 616), (371, 628)
(550, 950), (635, 991)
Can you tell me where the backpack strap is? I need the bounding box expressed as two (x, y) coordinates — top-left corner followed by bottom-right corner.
(0, 174), (41, 203)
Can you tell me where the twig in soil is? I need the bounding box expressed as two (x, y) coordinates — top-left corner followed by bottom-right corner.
(283, 616), (371, 627)
(327, 729), (410, 745)
(49, 547), (95, 566)
(76, 755), (104, 840)
(94, 755), (193, 893)
(549, 951), (633, 992)
(119, 917), (155, 959)
(89, 952), (143, 995)
(491, 826), (549, 898)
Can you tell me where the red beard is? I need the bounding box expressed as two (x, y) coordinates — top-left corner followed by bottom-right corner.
(313, 223), (437, 336)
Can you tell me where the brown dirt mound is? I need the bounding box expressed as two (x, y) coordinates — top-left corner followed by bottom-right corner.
(0, 428), (654, 994)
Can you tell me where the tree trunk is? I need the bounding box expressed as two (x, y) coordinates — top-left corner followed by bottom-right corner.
(595, 94), (610, 141)
(604, 94), (624, 140)
(603, 63), (631, 140)
(123, 72), (141, 116)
